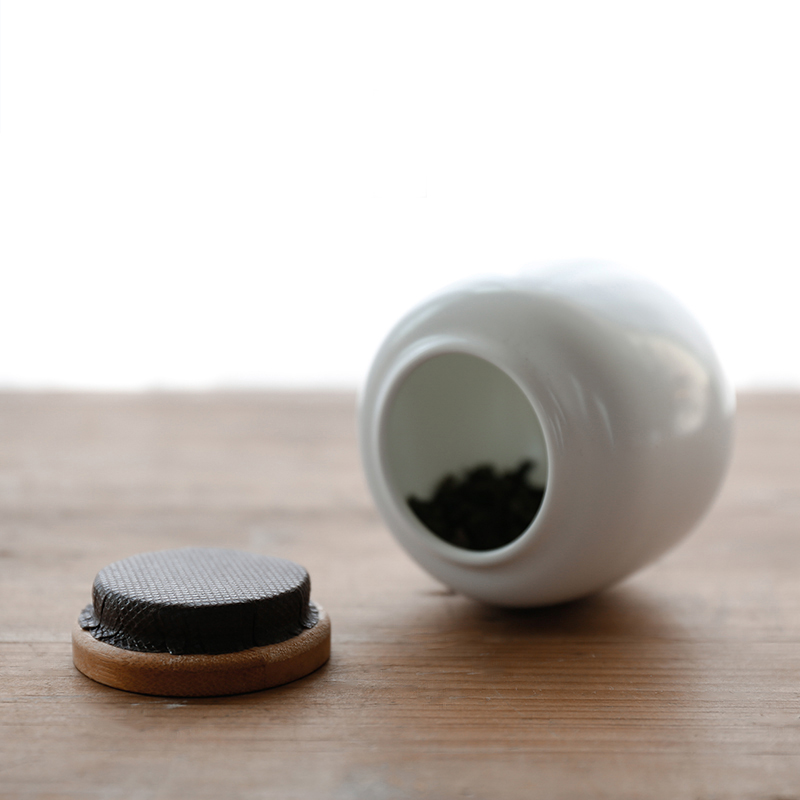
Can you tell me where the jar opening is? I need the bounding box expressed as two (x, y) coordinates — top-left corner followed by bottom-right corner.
(384, 353), (548, 551)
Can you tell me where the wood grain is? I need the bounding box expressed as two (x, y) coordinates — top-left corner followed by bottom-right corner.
(1, 391), (799, 799)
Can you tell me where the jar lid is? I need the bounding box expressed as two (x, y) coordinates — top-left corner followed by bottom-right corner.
(72, 547), (330, 696)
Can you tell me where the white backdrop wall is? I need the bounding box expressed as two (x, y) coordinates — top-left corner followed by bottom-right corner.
(1, 2), (798, 390)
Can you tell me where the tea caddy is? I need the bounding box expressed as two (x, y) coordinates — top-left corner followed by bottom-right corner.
(358, 262), (734, 606)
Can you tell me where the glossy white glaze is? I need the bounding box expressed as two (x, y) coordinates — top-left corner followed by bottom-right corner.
(358, 262), (735, 607)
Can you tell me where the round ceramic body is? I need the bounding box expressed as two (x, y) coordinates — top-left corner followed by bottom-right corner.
(358, 262), (735, 607)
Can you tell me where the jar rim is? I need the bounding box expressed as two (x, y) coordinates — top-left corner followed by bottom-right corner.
(372, 336), (555, 569)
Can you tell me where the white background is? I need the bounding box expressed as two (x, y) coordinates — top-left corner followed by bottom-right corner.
(1, 1), (798, 390)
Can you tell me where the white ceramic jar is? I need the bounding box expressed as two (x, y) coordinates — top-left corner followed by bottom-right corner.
(358, 261), (735, 607)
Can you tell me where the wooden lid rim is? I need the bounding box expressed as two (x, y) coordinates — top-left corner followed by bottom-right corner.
(72, 605), (331, 697)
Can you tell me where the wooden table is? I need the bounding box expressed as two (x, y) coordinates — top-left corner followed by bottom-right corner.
(1, 392), (799, 799)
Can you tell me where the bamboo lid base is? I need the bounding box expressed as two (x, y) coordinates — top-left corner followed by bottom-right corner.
(72, 606), (331, 697)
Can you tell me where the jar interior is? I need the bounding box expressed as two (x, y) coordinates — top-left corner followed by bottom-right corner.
(384, 353), (548, 550)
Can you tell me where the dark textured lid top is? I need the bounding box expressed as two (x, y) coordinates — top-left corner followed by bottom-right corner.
(79, 547), (319, 655)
